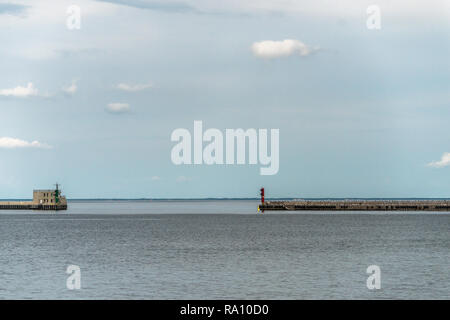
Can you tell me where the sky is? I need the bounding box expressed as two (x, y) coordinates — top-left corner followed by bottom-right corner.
(0, 0), (449, 198)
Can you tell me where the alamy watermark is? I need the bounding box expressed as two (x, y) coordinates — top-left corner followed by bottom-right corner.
(366, 265), (381, 290)
(66, 5), (81, 30)
(366, 5), (381, 30)
(66, 265), (81, 290)
(171, 121), (279, 175)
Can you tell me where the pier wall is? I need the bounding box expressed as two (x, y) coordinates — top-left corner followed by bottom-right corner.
(0, 201), (67, 210)
(259, 200), (450, 211)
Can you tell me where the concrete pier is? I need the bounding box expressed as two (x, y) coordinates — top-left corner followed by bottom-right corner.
(259, 199), (450, 211)
(0, 203), (67, 210)
(0, 187), (67, 211)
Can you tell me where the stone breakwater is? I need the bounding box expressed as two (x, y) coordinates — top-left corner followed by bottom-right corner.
(259, 200), (450, 211)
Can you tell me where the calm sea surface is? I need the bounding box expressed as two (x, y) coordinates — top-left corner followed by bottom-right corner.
(0, 200), (449, 299)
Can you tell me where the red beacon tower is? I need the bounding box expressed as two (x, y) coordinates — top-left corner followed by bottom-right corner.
(260, 187), (265, 204)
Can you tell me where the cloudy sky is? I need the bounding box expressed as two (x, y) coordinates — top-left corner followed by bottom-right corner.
(1, 0), (449, 198)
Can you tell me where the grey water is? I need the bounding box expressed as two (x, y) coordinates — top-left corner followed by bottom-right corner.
(0, 200), (449, 299)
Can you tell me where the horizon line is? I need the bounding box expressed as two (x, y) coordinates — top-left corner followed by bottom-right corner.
(2, 197), (450, 201)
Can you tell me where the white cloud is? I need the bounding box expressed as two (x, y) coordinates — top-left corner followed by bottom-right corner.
(252, 39), (318, 59)
(176, 175), (190, 182)
(427, 153), (450, 168)
(62, 80), (78, 95)
(106, 102), (130, 113)
(0, 137), (52, 149)
(0, 82), (38, 97)
(151, 176), (161, 181)
(116, 82), (153, 92)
